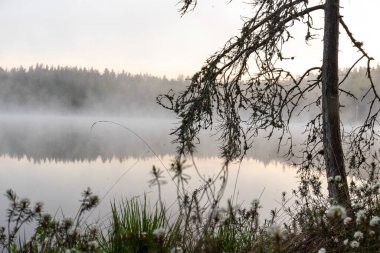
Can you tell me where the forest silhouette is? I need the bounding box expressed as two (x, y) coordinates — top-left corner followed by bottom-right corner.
(0, 64), (379, 119)
(0, 65), (188, 117)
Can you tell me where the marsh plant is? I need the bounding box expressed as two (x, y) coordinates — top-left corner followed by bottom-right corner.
(99, 196), (170, 253)
(0, 188), (99, 253)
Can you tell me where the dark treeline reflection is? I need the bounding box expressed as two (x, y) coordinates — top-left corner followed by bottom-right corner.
(0, 115), (287, 164)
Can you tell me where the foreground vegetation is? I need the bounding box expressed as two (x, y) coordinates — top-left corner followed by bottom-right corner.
(2, 159), (380, 253)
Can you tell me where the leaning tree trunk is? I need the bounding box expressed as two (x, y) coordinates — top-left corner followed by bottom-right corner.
(322, 0), (351, 207)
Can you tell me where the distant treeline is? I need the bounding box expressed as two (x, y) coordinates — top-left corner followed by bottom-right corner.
(0, 65), (188, 116)
(307, 65), (380, 122)
(0, 64), (379, 119)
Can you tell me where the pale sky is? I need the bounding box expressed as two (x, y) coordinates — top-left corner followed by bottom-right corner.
(0, 0), (379, 78)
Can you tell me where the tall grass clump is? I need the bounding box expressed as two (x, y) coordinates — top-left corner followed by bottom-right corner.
(100, 196), (171, 253)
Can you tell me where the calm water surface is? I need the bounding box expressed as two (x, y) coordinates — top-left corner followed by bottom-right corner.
(0, 115), (298, 226)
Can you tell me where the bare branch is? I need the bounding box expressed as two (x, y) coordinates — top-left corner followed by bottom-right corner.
(178, 0), (197, 15)
(339, 17), (374, 61)
(160, 0), (326, 161)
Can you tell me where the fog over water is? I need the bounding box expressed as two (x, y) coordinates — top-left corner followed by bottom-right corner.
(0, 114), (176, 161)
(0, 113), (299, 229)
(0, 114), (290, 163)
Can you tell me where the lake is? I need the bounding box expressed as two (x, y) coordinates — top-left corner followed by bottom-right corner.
(0, 114), (298, 228)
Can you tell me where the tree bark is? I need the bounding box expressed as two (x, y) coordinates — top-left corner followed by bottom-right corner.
(322, 0), (351, 206)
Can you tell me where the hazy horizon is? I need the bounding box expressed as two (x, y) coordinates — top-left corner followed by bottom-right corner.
(0, 0), (379, 78)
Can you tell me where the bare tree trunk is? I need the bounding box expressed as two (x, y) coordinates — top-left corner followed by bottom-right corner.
(322, 0), (351, 206)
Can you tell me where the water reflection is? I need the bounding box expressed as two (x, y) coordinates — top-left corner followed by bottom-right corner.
(0, 155), (297, 226)
(0, 114), (300, 228)
(0, 114), (290, 164)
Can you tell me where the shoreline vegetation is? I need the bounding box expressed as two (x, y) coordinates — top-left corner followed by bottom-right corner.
(2, 158), (380, 253)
